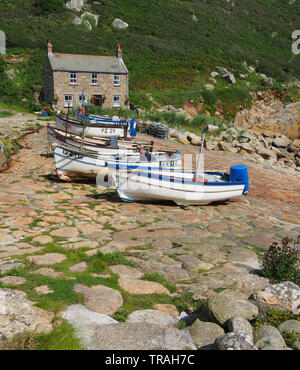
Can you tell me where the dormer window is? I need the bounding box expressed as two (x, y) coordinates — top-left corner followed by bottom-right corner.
(70, 73), (77, 85)
(91, 73), (98, 85)
(113, 74), (120, 87)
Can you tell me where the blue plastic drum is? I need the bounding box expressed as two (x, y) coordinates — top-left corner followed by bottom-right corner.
(230, 165), (249, 192)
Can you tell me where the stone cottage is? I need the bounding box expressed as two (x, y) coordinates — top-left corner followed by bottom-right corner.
(42, 41), (129, 110)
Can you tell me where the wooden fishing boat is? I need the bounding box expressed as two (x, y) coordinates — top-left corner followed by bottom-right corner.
(52, 143), (182, 181)
(109, 166), (249, 206)
(55, 113), (136, 138)
(47, 125), (141, 156)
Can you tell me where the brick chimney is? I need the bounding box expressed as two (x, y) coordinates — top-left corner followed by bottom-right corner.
(116, 43), (122, 59)
(47, 40), (53, 54)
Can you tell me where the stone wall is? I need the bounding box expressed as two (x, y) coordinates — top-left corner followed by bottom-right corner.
(42, 56), (54, 103)
(52, 71), (128, 110)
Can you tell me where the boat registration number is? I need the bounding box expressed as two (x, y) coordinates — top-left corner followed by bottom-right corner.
(63, 149), (83, 159)
(99, 128), (117, 134)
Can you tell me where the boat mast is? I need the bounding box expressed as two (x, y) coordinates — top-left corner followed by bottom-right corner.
(80, 89), (85, 152)
(195, 126), (208, 180)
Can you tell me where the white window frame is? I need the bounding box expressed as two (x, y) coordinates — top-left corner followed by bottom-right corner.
(78, 94), (88, 105)
(70, 72), (77, 85)
(64, 95), (74, 108)
(91, 73), (98, 85)
(113, 95), (121, 107)
(113, 74), (121, 87)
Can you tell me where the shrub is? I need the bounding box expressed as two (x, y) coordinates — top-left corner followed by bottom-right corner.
(34, 0), (64, 14)
(261, 236), (300, 285)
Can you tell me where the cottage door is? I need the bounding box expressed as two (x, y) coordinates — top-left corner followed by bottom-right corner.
(91, 95), (103, 107)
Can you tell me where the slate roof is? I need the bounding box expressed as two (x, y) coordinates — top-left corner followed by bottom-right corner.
(48, 53), (128, 74)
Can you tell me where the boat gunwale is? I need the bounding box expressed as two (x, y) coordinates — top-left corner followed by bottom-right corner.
(115, 169), (247, 187)
(56, 113), (130, 129)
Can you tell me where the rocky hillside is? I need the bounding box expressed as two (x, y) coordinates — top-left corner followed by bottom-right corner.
(0, 0), (299, 114)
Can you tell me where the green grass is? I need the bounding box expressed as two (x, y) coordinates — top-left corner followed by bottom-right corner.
(0, 322), (84, 350)
(0, 110), (14, 117)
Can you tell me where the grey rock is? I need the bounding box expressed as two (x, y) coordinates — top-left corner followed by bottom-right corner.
(237, 143), (256, 154)
(227, 316), (253, 342)
(189, 319), (224, 350)
(61, 304), (118, 330)
(207, 124), (219, 132)
(272, 136), (291, 148)
(186, 132), (202, 146)
(204, 84), (214, 90)
(169, 129), (189, 144)
(264, 281), (300, 312)
(206, 290), (259, 326)
(127, 309), (177, 328)
(112, 18), (129, 29)
(72, 322), (196, 350)
(0, 288), (53, 340)
(65, 0), (85, 11)
(278, 320), (300, 335)
(77, 322), (165, 350)
(214, 332), (257, 350)
(254, 325), (286, 350)
(217, 67), (236, 84)
(164, 328), (197, 350)
(226, 127), (239, 137)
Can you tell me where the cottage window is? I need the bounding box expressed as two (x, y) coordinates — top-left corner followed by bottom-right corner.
(113, 95), (121, 107)
(78, 94), (88, 105)
(64, 95), (74, 108)
(91, 73), (98, 85)
(70, 73), (77, 85)
(113, 74), (120, 87)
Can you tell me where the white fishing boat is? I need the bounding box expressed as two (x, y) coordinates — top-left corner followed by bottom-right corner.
(47, 125), (141, 156)
(55, 113), (136, 138)
(52, 144), (182, 181)
(107, 126), (249, 206)
(109, 166), (249, 206)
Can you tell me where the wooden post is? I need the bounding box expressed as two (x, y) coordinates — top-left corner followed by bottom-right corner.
(66, 102), (70, 137)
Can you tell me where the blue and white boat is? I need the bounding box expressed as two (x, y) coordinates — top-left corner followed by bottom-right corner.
(109, 165), (249, 206)
(107, 126), (249, 206)
(55, 113), (136, 138)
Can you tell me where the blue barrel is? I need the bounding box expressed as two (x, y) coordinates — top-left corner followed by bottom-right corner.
(230, 165), (249, 192)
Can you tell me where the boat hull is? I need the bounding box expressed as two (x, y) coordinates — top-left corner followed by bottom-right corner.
(55, 114), (130, 138)
(48, 126), (139, 156)
(52, 146), (182, 182)
(112, 171), (246, 206)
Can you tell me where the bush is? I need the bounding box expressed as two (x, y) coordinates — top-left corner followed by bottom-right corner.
(261, 236), (300, 285)
(34, 0), (64, 14)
